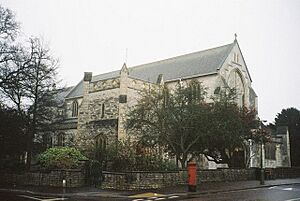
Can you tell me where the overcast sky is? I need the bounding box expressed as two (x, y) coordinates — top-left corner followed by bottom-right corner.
(1, 0), (300, 123)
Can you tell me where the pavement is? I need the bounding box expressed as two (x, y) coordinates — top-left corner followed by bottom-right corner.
(1, 178), (300, 200)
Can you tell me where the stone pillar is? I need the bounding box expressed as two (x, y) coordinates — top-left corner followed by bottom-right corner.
(118, 63), (128, 140)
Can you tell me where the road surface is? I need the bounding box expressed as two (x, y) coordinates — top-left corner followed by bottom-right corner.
(183, 184), (300, 201)
(0, 184), (299, 201)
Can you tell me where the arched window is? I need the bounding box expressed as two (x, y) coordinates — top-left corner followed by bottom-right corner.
(227, 69), (245, 107)
(72, 100), (78, 117)
(95, 135), (106, 150)
(57, 133), (65, 147)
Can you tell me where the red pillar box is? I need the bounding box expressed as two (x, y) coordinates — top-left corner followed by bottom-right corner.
(187, 160), (197, 192)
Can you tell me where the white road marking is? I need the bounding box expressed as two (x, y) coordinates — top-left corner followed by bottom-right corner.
(18, 195), (43, 201)
(18, 195), (68, 201)
(131, 195), (178, 201)
(268, 186), (276, 189)
(282, 188), (293, 191)
(283, 198), (300, 201)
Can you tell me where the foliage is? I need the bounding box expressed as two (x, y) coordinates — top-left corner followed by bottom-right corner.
(0, 5), (59, 169)
(135, 154), (178, 171)
(204, 87), (259, 167)
(273, 107), (300, 166)
(127, 80), (211, 168)
(0, 5), (19, 40)
(37, 147), (87, 170)
(0, 105), (27, 171)
(127, 82), (259, 168)
(89, 138), (178, 171)
(275, 107), (300, 129)
(106, 139), (136, 172)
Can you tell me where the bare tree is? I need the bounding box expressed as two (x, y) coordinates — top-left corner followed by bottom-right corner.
(0, 4), (21, 87)
(0, 5), (59, 169)
(22, 38), (58, 168)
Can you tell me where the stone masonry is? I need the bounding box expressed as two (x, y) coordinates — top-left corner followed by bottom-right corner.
(46, 39), (290, 169)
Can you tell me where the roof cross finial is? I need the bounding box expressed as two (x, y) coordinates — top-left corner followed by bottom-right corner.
(125, 48), (128, 63)
(234, 33), (237, 42)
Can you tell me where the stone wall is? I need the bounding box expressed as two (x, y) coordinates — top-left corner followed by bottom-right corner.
(1, 168), (300, 189)
(102, 169), (257, 190)
(0, 169), (85, 187)
(265, 167), (300, 179)
(102, 171), (179, 190)
(177, 169), (256, 184)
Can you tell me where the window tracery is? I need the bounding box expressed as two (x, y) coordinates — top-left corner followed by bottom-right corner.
(72, 100), (79, 117)
(57, 133), (65, 146)
(227, 69), (245, 107)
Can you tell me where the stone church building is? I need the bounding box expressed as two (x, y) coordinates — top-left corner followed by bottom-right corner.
(46, 39), (290, 168)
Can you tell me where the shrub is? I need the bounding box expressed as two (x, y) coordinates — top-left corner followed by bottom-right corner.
(89, 138), (178, 171)
(135, 155), (178, 171)
(37, 147), (87, 170)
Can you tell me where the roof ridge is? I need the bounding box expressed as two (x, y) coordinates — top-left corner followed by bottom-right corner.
(90, 42), (234, 80)
(93, 69), (120, 78)
(128, 42), (234, 70)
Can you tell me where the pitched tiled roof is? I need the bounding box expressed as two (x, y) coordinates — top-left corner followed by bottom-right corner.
(65, 42), (235, 98)
(128, 42), (234, 83)
(65, 80), (84, 99)
(55, 86), (74, 105)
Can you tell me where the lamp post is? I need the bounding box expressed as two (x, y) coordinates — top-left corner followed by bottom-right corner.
(260, 136), (264, 185)
(259, 120), (267, 185)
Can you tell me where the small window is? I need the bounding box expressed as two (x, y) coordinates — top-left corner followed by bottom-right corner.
(58, 109), (63, 116)
(72, 100), (78, 117)
(95, 135), (106, 150)
(57, 133), (65, 147)
(101, 103), (105, 118)
(233, 53), (239, 63)
(119, 95), (127, 103)
(214, 87), (221, 94)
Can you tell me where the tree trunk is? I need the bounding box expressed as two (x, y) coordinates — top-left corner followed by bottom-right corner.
(26, 131), (34, 170)
(178, 154), (188, 169)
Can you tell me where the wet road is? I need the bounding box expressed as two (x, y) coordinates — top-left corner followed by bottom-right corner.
(1, 184), (300, 201)
(183, 184), (300, 201)
(0, 192), (127, 201)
